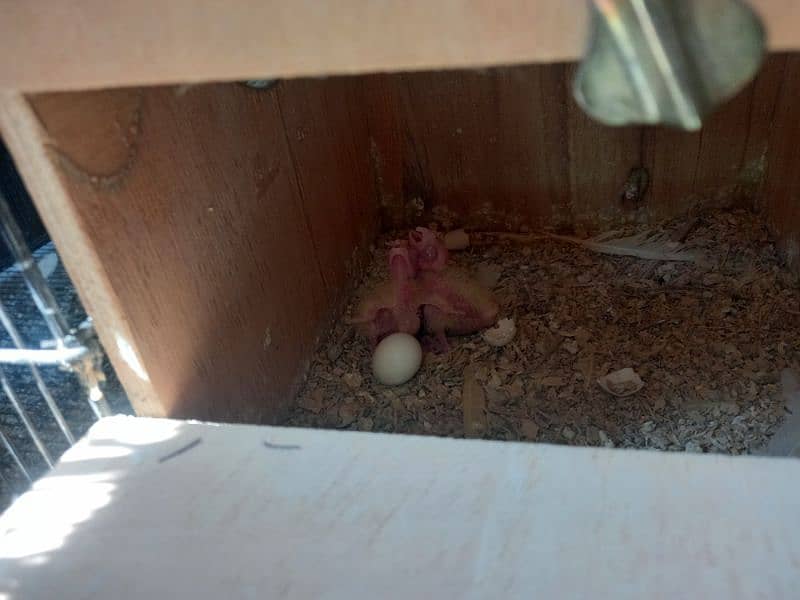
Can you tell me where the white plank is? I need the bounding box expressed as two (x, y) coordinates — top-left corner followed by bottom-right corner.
(0, 416), (799, 599)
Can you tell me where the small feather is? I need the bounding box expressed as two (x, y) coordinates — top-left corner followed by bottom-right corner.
(547, 231), (699, 262)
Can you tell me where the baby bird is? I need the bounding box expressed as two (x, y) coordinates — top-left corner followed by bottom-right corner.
(348, 245), (421, 346)
(350, 227), (498, 350)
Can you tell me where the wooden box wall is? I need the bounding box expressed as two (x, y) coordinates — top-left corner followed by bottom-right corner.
(2, 55), (800, 423)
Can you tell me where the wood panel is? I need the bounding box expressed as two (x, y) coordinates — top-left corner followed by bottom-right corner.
(738, 54), (788, 206)
(276, 78), (378, 306)
(1, 56), (797, 423)
(368, 59), (786, 234)
(1, 1), (800, 92)
(762, 54), (800, 272)
(0, 83), (378, 422)
(390, 66), (571, 231)
(564, 64), (643, 230)
(637, 54), (789, 221)
(359, 75), (406, 230)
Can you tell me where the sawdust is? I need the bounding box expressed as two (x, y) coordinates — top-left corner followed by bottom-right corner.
(285, 210), (800, 454)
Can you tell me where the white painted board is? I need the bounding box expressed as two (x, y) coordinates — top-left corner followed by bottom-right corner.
(0, 416), (799, 599)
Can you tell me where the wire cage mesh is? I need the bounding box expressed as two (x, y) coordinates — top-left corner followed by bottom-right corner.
(0, 143), (131, 509)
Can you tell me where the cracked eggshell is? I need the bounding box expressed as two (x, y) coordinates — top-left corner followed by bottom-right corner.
(597, 367), (644, 397)
(482, 318), (516, 347)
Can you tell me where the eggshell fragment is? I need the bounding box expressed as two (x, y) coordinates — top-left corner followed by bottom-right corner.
(597, 367), (644, 397)
(372, 333), (423, 386)
(482, 318), (516, 347)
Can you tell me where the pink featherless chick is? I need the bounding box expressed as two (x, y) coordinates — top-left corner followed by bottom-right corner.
(407, 228), (498, 351)
(348, 245), (421, 346)
(350, 227), (498, 351)
(407, 227), (449, 272)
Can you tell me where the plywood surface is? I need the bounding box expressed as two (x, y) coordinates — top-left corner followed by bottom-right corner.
(0, 85), (378, 422)
(1, 416), (799, 599)
(1, 1), (799, 92)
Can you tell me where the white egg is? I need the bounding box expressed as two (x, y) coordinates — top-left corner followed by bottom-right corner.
(372, 333), (423, 386)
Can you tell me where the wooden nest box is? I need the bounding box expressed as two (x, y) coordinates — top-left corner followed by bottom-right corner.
(0, 1), (799, 426)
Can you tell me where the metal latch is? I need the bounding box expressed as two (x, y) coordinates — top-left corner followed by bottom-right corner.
(573, 0), (766, 130)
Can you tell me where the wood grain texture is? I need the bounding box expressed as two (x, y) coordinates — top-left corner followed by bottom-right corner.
(762, 54), (800, 271)
(0, 92), (161, 417)
(359, 75), (406, 230)
(1, 1), (799, 92)
(276, 78), (377, 305)
(392, 66), (570, 230)
(3, 56), (797, 422)
(369, 60), (783, 233)
(564, 63), (643, 228)
(738, 54), (787, 207)
(2, 84), (377, 422)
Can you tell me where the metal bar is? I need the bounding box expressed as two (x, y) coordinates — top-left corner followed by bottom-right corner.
(0, 365), (52, 467)
(0, 346), (90, 366)
(0, 191), (70, 341)
(0, 425), (32, 483)
(0, 299), (77, 443)
(0, 189), (111, 419)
